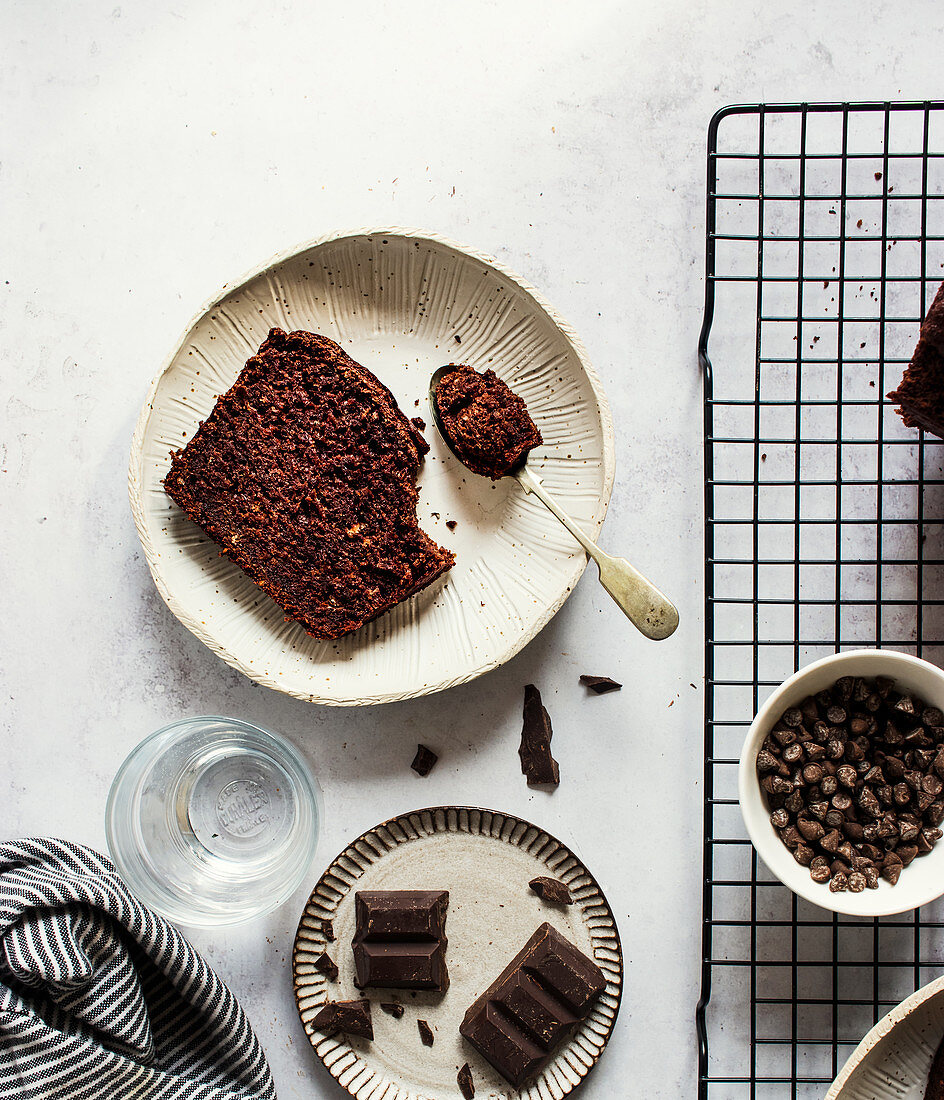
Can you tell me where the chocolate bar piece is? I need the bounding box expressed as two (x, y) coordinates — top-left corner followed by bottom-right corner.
(353, 890), (449, 991)
(579, 674), (622, 694)
(380, 1002), (404, 1019)
(314, 950), (339, 981)
(528, 876), (574, 905)
(519, 684), (560, 786)
(459, 922), (605, 1087)
(417, 1019), (434, 1046)
(457, 1063), (475, 1099)
(310, 999), (373, 1040)
(411, 744), (438, 777)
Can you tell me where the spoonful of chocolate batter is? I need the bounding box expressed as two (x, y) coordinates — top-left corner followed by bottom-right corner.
(429, 364), (679, 640)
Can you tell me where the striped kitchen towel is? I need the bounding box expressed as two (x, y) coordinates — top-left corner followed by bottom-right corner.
(0, 838), (276, 1100)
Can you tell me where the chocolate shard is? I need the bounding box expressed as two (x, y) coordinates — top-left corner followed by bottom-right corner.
(457, 1063), (475, 1099)
(411, 744), (438, 777)
(519, 684), (560, 786)
(579, 675), (622, 695)
(417, 1019), (434, 1046)
(459, 922), (605, 1088)
(310, 999), (373, 1040)
(321, 919), (335, 942)
(313, 950), (339, 982)
(528, 876), (574, 905)
(353, 890), (449, 991)
(380, 1002), (404, 1019)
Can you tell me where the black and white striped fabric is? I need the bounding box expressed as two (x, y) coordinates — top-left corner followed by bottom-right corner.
(0, 838), (276, 1100)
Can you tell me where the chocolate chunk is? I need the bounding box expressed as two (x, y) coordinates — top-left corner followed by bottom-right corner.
(528, 876), (574, 905)
(457, 1063), (475, 1099)
(417, 1019), (434, 1046)
(520, 684), (560, 786)
(579, 675), (622, 695)
(310, 999), (373, 1039)
(314, 951), (339, 982)
(446, 519), (457, 531)
(380, 1002), (404, 1019)
(353, 890), (449, 991)
(459, 922), (605, 1088)
(321, 919), (335, 942)
(411, 744), (438, 777)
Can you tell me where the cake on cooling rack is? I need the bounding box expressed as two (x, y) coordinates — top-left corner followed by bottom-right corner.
(888, 281), (944, 438)
(164, 328), (454, 640)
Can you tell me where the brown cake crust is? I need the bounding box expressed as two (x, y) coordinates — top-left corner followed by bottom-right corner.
(434, 366), (542, 479)
(164, 328), (454, 640)
(887, 281), (944, 438)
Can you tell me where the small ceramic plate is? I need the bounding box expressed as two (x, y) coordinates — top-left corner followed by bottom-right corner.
(129, 228), (614, 706)
(292, 806), (622, 1100)
(826, 974), (944, 1099)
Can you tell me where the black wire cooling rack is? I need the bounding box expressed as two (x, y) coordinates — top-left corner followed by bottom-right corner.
(697, 101), (944, 1098)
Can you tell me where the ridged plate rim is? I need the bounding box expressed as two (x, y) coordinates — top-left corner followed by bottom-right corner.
(292, 804), (623, 1100)
(128, 227), (616, 706)
(826, 973), (944, 1098)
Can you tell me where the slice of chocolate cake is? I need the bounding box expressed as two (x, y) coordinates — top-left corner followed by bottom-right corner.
(887, 282), (944, 438)
(164, 328), (454, 640)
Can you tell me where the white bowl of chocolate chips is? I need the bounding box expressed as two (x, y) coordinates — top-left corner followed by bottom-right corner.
(739, 649), (944, 916)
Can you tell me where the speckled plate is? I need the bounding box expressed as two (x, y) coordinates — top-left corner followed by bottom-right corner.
(826, 974), (944, 1099)
(292, 806), (622, 1100)
(129, 228), (614, 706)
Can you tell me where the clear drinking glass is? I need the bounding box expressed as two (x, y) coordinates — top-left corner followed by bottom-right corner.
(105, 716), (320, 927)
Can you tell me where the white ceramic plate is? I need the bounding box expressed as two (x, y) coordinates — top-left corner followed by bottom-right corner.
(826, 973), (944, 1099)
(129, 229), (614, 706)
(292, 806), (622, 1100)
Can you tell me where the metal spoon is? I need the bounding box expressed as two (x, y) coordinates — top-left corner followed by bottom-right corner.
(429, 367), (679, 641)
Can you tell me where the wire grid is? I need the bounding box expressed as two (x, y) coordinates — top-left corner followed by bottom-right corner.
(697, 101), (944, 1099)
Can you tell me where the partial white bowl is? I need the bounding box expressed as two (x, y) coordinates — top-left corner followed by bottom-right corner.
(738, 649), (944, 917)
(129, 228), (615, 706)
(826, 973), (944, 1099)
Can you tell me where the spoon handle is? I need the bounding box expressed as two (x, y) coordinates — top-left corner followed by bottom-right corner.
(515, 466), (679, 641)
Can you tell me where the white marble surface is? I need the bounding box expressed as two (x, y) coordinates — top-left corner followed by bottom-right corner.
(1, 2), (940, 1096)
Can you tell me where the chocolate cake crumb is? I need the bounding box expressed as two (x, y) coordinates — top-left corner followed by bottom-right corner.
(164, 329), (454, 639)
(519, 684), (560, 786)
(434, 365), (542, 479)
(411, 744), (438, 777)
(380, 1002), (404, 1019)
(313, 951), (339, 982)
(529, 876), (574, 905)
(417, 1019), (434, 1046)
(310, 999), (373, 1040)
(411, 416), (426, 431)
(457, 1063), (475, 1099)
(579, 675), (622, 694)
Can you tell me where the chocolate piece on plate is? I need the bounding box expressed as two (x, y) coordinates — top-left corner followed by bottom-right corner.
(380, 1002), (404, 1019)
(579, 675), (622, 694)
(310, 999), (373, 1040)
(313, 951), (339, 982)
(321, 919), (335, 942)
(417, 1019), (434, 1046)
(519, 684), (560, 786)
(457, 1063), (475, 1099)
(411, 744), (438, 777)
(459, 922), (605, 1088)
(528, 876), (574, 905)
(353, 890), (449, 991)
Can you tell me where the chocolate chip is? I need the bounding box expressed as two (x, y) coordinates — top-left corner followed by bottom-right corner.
(314, 951), (339, 982)
(380, 1002), (404, 1018)
(579, 675), (622, 694)
(458, 1063), (475, 1099)
(519, 685), (560, 786)
(411, 744), (438, 777)
(529, 876), (574, 905)
(417, 1019), (434, 1046)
